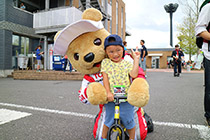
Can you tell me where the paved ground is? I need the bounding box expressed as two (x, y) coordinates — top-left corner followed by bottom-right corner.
(0, 69), (209, 140)
(147, 68), (204, 73)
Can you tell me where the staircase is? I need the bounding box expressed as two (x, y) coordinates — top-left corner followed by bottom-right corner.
(80, 0), (101, 10)
(79, 0), (108, 20)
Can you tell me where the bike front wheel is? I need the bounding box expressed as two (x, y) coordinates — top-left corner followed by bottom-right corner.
(107, 124), (125, 140)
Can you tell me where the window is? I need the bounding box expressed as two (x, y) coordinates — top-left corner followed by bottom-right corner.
(13, 0), (18, 7)
(50, 0), (65, 8)
(101, 0), (105, 8)
(12, 35), (19, 46)
(116, 1), (118, 34)
(65, 0), (73, 6)
(21, 37), (29, 55)
(58, 0), (65, 7)
(121, 7), (123, 38)
(70, 0), (73, 7)
(110, 20), (112, 33)
(13, 35), (30, 55)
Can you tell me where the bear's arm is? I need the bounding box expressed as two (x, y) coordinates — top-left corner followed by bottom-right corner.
(78, 75), (95, 104)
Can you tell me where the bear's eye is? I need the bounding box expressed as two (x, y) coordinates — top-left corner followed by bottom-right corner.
(74, 53), (79, 60)
(94, 38), (102, 46)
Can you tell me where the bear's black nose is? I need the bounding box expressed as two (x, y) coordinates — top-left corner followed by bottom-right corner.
(84, 53), (95, 62)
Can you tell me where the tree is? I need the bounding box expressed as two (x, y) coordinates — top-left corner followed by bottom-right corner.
(178, 0), (201, 20)
(177, 0), (202, 60)
(177, 10), (197, 60)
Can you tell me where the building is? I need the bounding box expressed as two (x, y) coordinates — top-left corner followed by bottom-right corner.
(0, 0), (127, 77)
(146, 48), (174, 69)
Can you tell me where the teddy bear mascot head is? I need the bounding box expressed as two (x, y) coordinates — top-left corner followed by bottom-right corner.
(54, 8), (109, 105)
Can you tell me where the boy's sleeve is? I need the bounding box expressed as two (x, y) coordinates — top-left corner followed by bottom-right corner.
(101, 58), (108, 73)
(126, 61), (133, 73)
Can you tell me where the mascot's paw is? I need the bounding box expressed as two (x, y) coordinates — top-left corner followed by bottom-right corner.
(87, 82), (107, 105)
(127, 78), (150, 107)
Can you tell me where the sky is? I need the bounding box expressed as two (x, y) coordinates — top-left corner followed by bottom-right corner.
(123, 0), (185, 49)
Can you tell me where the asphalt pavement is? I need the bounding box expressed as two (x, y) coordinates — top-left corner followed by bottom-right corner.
(0, 70), (209, 140)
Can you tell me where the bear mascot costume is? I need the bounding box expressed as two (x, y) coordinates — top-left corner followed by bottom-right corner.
(54, 8), (150, 140)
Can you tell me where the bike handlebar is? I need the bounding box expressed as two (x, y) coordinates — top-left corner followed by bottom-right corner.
(114, 96), (127, 100)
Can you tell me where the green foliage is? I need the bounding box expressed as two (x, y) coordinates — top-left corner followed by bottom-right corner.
(177, 14), (197, 60)
(176, 0), (203, 60)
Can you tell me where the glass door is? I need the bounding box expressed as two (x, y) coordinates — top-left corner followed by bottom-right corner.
(12, 35), (29, 69)
(151, 56), (160, 69)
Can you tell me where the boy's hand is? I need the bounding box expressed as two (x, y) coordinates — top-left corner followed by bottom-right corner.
(131, 46), (140, 60)
(107, 92), (114, 102)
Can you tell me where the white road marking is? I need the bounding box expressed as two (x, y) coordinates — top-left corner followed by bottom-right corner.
(192, 125), (210, 140)
(0, 109), (31, 125)
(0, 102), (209, 139)
(0, 102), (95, 119)
(154, 121), (210, 140)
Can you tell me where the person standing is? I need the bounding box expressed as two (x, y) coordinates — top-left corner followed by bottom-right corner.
(63, 55), (68, 72)
(195, 0), (210, 127)
(63, 55), (73, 72)
(123, 41), (128, 54)
(35, 45), (43, 72)
(139, 40), (147, 77)
(171, 45), (182, 77)
(20, 3), (26, 10)
(179, 48), (185, 71)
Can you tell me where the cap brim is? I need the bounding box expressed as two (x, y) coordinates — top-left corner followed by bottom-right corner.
(54, 20), (104, 55)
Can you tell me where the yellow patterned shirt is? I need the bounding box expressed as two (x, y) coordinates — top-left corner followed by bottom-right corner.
(101, 58), (133, 95)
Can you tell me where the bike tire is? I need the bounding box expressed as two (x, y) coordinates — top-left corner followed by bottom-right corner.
(124, 131), (129, 140)
(107, 124), (125, 140)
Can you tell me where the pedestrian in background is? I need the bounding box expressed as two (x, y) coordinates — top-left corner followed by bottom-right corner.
(35, 45), (44, 72)
(179, 48), (185, 70)
(171, 45), (182, 77)
(63, 55), (73, 72)
(123, 41), (134, 63)
(139, 40), (148, 77)
(20, 3), (26, 10)
(63, 55), (68, 72)
(123, 41), (129, 54)
(195, 0), (210, 127)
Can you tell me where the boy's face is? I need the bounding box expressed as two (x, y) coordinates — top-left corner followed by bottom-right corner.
(105, 45), (123, 63)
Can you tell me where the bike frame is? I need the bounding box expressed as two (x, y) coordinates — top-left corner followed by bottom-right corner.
(107, 96), (128, 140)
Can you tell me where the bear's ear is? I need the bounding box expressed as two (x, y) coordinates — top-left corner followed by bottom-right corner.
(54, 30), (62, 41)
(82, 8), (103, 21)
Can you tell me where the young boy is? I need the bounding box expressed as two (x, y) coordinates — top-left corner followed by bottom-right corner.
(101, 34), (140, 140)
